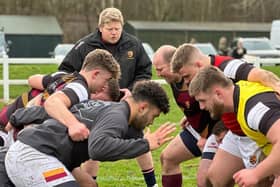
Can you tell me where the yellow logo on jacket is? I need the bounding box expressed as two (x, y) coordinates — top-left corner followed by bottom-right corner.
(127, 51), (134, 59)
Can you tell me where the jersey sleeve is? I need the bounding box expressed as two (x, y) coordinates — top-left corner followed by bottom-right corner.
(61, 80), (89, 106)
(219, 59), (255, 81)
(42, 74), (53, 89)
(9, 106), (49, 128)
(245, 93), (280, 135)
(88, 112), (149, 161)
(42, 72), (67, 89)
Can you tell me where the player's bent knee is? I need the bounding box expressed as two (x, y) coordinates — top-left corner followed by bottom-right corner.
(197, 166), (213, 187)
(197, 178), (212, 187)
(207, 167), (218, 186)
(196, 178), (205, 187)
(160, 150), (174, 166)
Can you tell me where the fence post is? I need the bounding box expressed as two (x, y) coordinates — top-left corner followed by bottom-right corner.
(2, 52), (9, 103)
(250, 57), (261, 68)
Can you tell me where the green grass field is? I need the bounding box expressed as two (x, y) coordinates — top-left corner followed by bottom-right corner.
(0, 64), (279, 186)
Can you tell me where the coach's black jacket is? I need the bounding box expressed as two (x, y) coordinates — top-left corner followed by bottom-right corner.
(58, 30), (152, 90)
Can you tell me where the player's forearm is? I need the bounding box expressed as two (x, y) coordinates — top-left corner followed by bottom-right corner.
(88, 135), (149, 161)
(253, 141), (280, 182)
(44, 96), (78, 128)
(9, 106), (48, 128)
(28, 74), (44, 90)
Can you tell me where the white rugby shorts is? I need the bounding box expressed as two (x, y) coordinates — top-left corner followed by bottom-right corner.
(219, 131), (265, 168)
(5, 141), (75, 187)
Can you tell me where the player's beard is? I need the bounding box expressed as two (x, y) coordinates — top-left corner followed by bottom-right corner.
(210, 101), (224, 120)
(131, 112), (149, 130)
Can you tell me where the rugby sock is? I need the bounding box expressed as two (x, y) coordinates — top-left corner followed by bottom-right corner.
(162, 173), (182, 187)
(142, 168), (157, 187)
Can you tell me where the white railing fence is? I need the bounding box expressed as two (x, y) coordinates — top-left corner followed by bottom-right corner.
(1, 56), (280, 103)
(1, 54), (60, 103)
(245, 56), (280, 68)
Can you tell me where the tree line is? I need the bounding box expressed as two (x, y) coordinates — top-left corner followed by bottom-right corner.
(0, 0), (279, 42)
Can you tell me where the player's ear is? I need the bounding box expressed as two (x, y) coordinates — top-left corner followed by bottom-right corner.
(99, 25), (104, 33)
(138, 102), (148, 114)
(214, 87), (223, 99)
(91, 69), (100, 79)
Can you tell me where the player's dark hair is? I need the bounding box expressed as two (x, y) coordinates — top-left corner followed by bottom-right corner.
(132, 80), (169, 114)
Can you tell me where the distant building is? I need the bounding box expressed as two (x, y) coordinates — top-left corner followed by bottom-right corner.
(124, 21), (271, 50)
(0, 15), (62, 57)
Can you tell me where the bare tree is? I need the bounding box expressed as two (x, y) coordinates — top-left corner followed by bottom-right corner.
(0, 0), (279, 43)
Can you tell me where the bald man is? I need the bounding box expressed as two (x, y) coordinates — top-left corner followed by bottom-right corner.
(153, 45), (219, 187)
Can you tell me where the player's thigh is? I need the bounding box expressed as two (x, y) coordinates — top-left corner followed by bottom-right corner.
(81, 159), (99, 176)
(197, 158), (212, 178)
(208, 148), (244, 181)
(72, 167), (97, 187)
(208, 131), (244, 180)
(161, 129), (200, 163)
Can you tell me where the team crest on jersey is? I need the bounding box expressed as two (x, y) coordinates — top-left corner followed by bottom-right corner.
(127, 51), (134, 59)
(249, 155), (257, 165)
(184, 101), (190, 109)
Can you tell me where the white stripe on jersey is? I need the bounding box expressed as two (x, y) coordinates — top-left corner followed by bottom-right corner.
(51, 71), (67, 77)
(65, 82), (88, 102)
(223, 59), (245, 79)
(247, 102), (269, 131)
